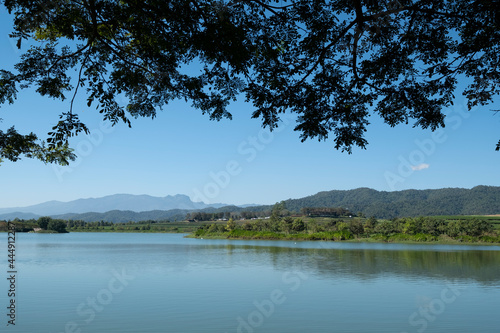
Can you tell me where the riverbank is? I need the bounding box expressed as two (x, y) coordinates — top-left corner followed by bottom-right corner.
(190, 228), (500, 245)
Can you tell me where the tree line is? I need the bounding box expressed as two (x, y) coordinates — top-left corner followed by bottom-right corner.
(186, 207), (354, 222)
(186, 211), (233, 221)
(186, 210), (275, 222)
(0, 217), (179, 233)
(301, 207), (353, 217)
(0, 216), (69, 233)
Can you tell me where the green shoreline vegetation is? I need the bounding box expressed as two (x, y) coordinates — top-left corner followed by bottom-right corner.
(0, 218), (197, 234)
(192, 216), (500, 245)
(191, 202), (500, 244)
(1, 203), (500, 244)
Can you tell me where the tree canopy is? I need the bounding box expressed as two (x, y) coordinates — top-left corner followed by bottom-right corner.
(1, 0), (499, 164)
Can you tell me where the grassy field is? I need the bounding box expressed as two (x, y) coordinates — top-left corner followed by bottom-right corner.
(67, 221), (200, 233)
(433, 215), (500, 230)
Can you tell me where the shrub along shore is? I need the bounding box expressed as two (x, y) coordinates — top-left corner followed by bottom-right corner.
(192, 216), (500, 244)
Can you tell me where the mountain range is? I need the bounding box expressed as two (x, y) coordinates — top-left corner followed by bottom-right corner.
(1, 186), (499, 222)
(0, 194), (227, 218)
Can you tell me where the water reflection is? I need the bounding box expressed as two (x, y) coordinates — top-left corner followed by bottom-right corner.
(188, 243), (500, 286)
(21, 233), (500, 285)
(7, 233), (500, 333)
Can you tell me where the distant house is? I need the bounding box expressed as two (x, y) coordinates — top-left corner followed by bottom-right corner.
(33, 228), (42, 232)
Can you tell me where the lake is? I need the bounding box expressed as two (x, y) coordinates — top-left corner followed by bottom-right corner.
(2, 232), (500, 333)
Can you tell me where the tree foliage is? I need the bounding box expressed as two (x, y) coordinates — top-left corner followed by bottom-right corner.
(1, 0), (499, 163)
(0, 126), (75, 165)
(37, 216), (51, 229)
(47, 219), (68, 233)
(225, 217), (236, 231)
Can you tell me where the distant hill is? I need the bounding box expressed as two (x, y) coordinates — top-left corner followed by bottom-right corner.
(280, 185), (500, 219)
(51, 206), (243, 223)
(1, 186), (498, 222)
(0, 194), (228, 216)
(52, 209), (190, 223)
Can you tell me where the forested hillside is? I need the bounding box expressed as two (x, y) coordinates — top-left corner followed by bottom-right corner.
(280, 186), (499, 219)
(53, 209), (190, 223)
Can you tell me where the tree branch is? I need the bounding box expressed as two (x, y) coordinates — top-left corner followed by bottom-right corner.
(70, 50), (91, 114)
(297, 20), (357, 86)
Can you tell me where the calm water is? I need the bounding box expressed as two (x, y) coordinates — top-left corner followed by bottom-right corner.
(2, 232), (500, 333)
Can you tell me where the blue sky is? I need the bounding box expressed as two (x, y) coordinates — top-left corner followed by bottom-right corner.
(0, 9), (499, 209)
